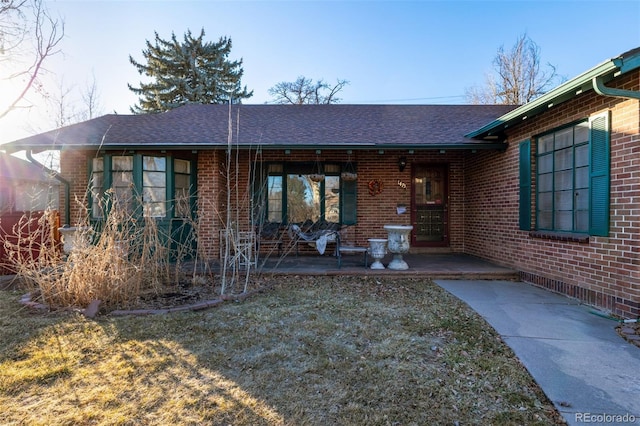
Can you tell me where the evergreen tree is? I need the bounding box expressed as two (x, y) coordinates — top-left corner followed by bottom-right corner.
(128, 29), (252, 113)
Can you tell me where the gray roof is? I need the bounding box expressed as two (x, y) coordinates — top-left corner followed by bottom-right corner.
(0, 152), (57, 183)
(2, 104), (517, 152)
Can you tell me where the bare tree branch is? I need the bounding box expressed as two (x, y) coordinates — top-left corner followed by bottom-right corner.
(465, 33), (558, 105)
(0, 0), (64, 120)
(268, 76), (349, 104)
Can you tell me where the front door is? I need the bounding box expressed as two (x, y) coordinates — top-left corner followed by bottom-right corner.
(412, 164), (448, 246)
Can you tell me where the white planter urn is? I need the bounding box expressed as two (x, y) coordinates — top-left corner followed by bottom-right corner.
(58, 226), (91, 254)
(383, 224), (413, 270)
(367, 238), (388, 270)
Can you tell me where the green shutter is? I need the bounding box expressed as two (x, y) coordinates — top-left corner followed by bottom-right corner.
(342, 179), (357, 225)
(519, 139), (531, 230)
(589, 112), (610, 236)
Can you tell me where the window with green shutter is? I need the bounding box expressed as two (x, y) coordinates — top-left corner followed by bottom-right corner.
(534, 113), (610, 235)
(261, 161), (356, 225)
(588, 112), (610, 236)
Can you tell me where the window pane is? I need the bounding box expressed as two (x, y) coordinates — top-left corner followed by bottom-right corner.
(555, 128), (573, 149)
(143, 156), (166, 171)
(554, 148), (573, 171)
(287, 175), (320, 223)
(143, 171), (166, 187)
(175, 174), (190, 190)
(143, 187), (165, 203)
(538, 173), (553, 192)
(113, 186), (134, 212)
(538, 154), (553, 173)
(144, 202), (166, 218)
(538, 192), (553, 211)
(575, 144), (589, 167)
(538, 134), (553, 154)
(112, 156), (133, 171)
(575, 166), (589, 189)
(174, 159), (191, 218)
(91, 171), (104, 219)
(555, 211), (573, 231)
(325, 176), (340, 223)
(267, 176), (282, 222)
(575, 189), (589, 210)
(574, 122), (589, 144)
(538, 211), (552, 229)
(175, 188), (191, 218)
(113, 171), (133, 186)
(575, 210), (589, 232)
(92, 158), (104, 172)
(555, 190), (573, 211)
(143, 156), (166, 217)
(554, 170), (573, 191)
(174, 159), (190, 174)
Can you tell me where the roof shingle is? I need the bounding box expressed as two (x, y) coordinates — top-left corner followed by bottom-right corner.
(2, 104), (517, 151)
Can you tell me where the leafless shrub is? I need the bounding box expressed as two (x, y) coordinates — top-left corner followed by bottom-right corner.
(2, 194), (211, 312)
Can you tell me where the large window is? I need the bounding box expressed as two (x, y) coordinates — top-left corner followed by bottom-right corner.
(536, 122), (590, 232)
(90, 155), (194, 220)
(263, 162), (353, 225)
(523, 112), (610, 236)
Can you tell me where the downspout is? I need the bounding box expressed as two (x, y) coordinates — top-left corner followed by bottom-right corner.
(26, 149), (71, 226)
(593, 76), (640, 100)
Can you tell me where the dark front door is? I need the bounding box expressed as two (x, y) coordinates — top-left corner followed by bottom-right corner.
(412, 164), (448, 246)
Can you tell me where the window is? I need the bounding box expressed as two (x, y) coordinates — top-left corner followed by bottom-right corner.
(90, 155), (194, 221)
(522, 112), (610, 236)
(536, 122), (590, 232)
(111, 156), (134, 214)
(91, 158), (104, 218)
(263, 162), (354, 225)
(143, 156), (166, 217)
(174, 159), (192, 218)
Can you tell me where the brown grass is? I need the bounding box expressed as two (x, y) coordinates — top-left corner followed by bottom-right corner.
(0, 276), (565, 425)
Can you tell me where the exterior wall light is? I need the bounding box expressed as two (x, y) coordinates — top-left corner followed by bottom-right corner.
(398, 156), (407, 172)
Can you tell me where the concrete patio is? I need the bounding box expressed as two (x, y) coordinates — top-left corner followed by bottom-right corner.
(254, 251), (519, 280)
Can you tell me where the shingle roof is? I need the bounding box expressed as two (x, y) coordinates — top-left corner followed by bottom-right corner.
(0, 152), (57, 183)
(2, 104), (517, 152)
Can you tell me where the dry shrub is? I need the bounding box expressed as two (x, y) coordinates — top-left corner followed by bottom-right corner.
(3, 200), (202, 312)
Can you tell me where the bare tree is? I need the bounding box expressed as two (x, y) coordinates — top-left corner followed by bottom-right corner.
(466, 33), (558, 105)
(80, 72), (103, 120)
(0, 0), (64, 120)
(268, 76), (349, 104)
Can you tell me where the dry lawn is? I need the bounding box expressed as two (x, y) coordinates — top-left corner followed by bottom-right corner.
(0, 276), (565, 425)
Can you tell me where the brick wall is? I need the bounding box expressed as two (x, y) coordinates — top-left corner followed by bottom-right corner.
(464, 70), (640, 317)
(60, 147), (469, 260)
(59, 150), (90, 226)
(249, 149), (466, 251)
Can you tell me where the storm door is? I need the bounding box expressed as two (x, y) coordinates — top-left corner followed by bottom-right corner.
(412, 164), (449, 246)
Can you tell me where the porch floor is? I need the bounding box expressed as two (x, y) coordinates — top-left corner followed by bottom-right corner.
(253, 252), (519, 280)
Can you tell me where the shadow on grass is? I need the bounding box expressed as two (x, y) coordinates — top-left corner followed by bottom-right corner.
(0, 277), (565, 425)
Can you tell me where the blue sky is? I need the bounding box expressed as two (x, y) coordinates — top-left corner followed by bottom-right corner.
(1, 0), (639, 143)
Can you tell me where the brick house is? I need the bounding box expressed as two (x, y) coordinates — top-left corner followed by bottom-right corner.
(2, 47), (639, 317)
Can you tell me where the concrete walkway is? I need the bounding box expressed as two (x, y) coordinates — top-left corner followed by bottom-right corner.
(435, 279), (640, 426)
